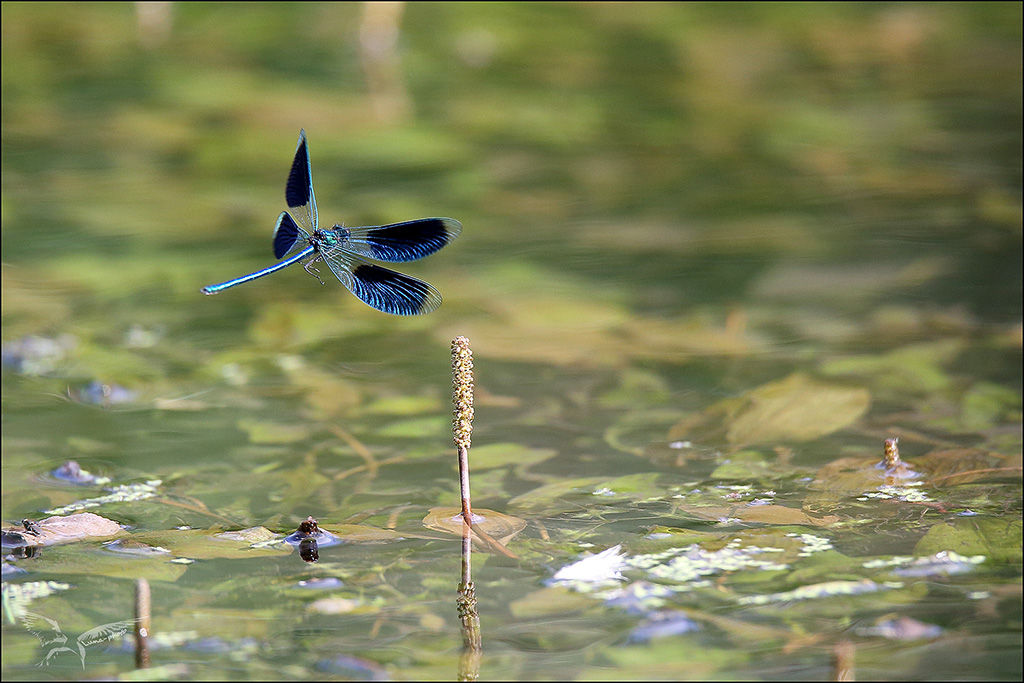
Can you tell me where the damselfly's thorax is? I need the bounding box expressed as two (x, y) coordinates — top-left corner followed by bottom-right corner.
(309, 226), (346, 252)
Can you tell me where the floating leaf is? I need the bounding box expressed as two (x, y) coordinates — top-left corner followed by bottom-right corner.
(215, 526), (278, 543)
(733, 505), (838, 526)
(135, 527), (289, 560)
(423, 507), (526, 558)
(916, 448), (1011, 486)
(3, 512), (122, 547)
(805, 454), (922, 513)
(422, 507), (527, 546)
(104, 539), (172, 556)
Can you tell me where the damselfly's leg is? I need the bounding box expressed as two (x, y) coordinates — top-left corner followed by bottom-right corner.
(303, 256), (327, 285)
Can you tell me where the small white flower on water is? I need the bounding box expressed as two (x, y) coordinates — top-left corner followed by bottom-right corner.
(552, 545), (626, 584)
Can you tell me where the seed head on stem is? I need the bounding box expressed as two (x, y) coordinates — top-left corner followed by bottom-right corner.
(452, 336), (474, 452)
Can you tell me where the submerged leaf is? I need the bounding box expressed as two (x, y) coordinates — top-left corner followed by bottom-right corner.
(237, 419), (312, 445)
(328, 524), (410, 542)
(819, 339), (965, 395)
(855, 615), (943, 640)
(737, 578), (882, 605)
(915, 518), (1022, 563)
(507, 477), (609, 512)
(710, 450), (774, 480)
(670, 374), (871, 446)
(723, 374), (870, 445)
(681, 504), (837, 527)
(957, 382), (1022, 432)
(468, 442), (558, 470)
(376, 416), (449, 438)
(364, 395), (440, 415)
(509, 586), (598, 618)
(627, 610), (701, 643)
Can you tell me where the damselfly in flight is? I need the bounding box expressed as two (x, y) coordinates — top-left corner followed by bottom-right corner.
(201, 130), (461, 315)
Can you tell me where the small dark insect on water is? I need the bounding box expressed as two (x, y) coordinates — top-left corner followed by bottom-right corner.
(296, 516), (321, 538)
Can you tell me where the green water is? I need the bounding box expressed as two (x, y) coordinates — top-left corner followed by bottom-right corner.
(2, 3), (1021, 680)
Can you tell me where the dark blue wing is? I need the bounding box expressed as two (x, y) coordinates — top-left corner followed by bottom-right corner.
(340, 218), (461, 263)
(273, 212), (309, 259)
(285, 129), (317, 233)
(319, 249), (442, 315)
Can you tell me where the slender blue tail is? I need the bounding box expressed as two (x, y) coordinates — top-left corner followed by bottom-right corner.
(201, 245), (315, 294)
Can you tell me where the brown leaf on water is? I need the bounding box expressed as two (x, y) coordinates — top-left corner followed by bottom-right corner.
(214, 526), (278, 543)
(2, 512), (122, 547)
(916, 448), (1020, 486)
(735, 505), (839, 526)
(670, 373), (870, 446)
(804, 454), (922, 513)
(423, 507), (527, 546)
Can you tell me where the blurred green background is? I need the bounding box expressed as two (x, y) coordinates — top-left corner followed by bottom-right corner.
(4, 2), (1020, 331)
